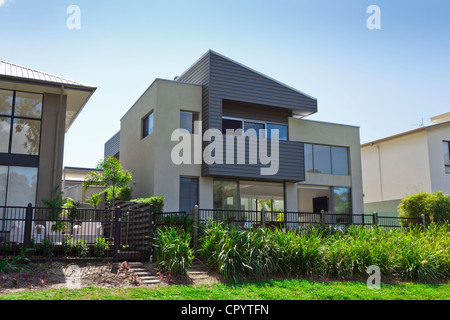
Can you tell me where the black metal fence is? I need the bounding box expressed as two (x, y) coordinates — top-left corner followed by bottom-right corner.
(1, 204), (427, 261)
(0, 204), (154, 262)
(197, 208), (425, 230)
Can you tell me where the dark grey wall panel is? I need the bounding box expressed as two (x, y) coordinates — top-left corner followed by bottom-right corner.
(177, 50), (314, 182)
(104, 131), (120, 158)
(203, 138), (305, 182)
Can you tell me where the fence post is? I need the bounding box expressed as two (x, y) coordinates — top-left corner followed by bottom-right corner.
(372, 212), (378, 227)
(320, 210), (325, 225)
(261, 208), (266, 228)
(193, 205), (199, 252)
(148, 204), (155, 261)
(113, 206), (121, 263)
(23, 203), (33, 255)
(421, 214), (427, 230)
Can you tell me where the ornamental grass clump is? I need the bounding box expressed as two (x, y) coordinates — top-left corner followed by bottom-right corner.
(156, 227), (194, 276)
(392, 224), (450, 280)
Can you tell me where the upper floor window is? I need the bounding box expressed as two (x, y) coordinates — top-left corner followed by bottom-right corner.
(222, 117), (288, 141)
(305, 143), (349, 176)
(443, 141), (450, 174)
(0, 89), (43, 155)
(142, 112), (153, 138)
(180, 111), (199, 134)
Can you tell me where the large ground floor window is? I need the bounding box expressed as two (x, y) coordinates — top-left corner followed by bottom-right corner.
(297, 185), (352, 214)
(213, 179), (284, 211)
(0, 165), (38, 231)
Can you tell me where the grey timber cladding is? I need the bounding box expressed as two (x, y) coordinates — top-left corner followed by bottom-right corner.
(177, 50), (313, 181)
(104, 131), (120, 158)
(206, 138), (305, 182)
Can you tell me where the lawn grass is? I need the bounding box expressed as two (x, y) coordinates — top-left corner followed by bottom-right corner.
(1, 279), (449, 300)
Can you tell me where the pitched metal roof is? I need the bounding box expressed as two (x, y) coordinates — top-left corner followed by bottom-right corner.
(0, 60), (93, 88)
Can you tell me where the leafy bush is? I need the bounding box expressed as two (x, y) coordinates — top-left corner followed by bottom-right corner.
(106, 185), (133, 201)
(156, 227), (194, 276)
(398, 191), (450, 224)
(94, 237), (109, 257)
(62, 236), (90, 258)
(131, 196), (165, 213)
(36, 237), (55, 259)
(62, 235), (75, 256)
(74, 239), (89, 258)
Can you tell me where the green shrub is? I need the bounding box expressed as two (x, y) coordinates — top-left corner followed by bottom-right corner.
(106, 185), (133, 201)
(131, 196), (165, 213)
(74, 239), (89, 258)
(62, 235), (75, 256)
(94, 237), (109, 257)
(36, 237), (55, 259)
(156, 227), (194, 276)
(398, 191), (450, 224)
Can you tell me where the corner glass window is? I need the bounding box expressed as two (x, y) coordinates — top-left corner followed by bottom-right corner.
(0, 90), (43, 156)
(142, 112), (153, 138)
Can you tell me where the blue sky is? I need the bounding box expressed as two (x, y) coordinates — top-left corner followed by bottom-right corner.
(1, 0), (449, 168)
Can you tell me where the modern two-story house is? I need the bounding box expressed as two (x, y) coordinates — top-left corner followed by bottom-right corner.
(106, 50), (363, 218)
(0, 60), (96, 209)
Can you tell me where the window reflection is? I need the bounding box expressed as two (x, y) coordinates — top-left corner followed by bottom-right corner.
(6, 166), (38, 207)
(11, 118), (41, 155)
(314, 145), (332, 174)
(0, 166), (7, 206)
(0, 117), (11, 153)
(214, 180), (238, 210)
(0, 90), (13, 116)
(333, 187), (352, 214)
(14, 92), (43, 119)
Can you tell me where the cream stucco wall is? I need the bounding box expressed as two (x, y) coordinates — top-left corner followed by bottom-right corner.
(120, 79), (207, 212)
(288, 118), (364, 214)
(361, 130), (433, 204)
(361, 123), (450, 209)
(427, 124), (450, 195)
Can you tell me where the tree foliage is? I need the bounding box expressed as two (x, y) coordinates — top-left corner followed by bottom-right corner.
(398, 191), (450, 224)
(83, 157), (133, 207)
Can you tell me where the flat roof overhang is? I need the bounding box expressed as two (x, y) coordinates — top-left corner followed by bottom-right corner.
(0, 75), (96, 133)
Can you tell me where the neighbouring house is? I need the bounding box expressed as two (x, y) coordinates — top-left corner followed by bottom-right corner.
(0, 60), (96, 209)
(105, 50), (364, 217)
(62, 166), (104, 206)
(361, 112), (450, 216)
